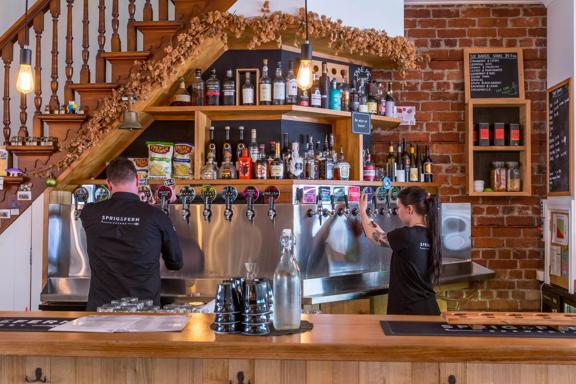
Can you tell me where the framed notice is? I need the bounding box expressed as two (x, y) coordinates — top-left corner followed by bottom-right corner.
(464, 48), (525, 101)
(547, 78), (573, 196)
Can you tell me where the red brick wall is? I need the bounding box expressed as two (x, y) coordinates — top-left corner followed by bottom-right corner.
(372, 4), (547, 311)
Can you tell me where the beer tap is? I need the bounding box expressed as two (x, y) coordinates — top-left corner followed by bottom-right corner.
(338, 194), (350, 217)
(306, 195), (326, 225)
(242, 186), (260, 224)
(72, 186), (89, 220)
(263, 186), (280, 222)
(362, 187), (375, 218)
(222, 186), (238, 222)
(200, 185), (217, 222)
(329, 195), (336, 216)
(179, 186), (196, 224)
(376, 179), (392, 216)
(156, 185), (173, 215)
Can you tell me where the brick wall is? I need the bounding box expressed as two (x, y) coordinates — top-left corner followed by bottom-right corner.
(372, 4), (547, 311)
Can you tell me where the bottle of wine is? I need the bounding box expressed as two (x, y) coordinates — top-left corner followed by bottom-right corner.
(401, 139), (410, 182)
(259, 59), (272, 105)
(385, 82), (396, 118)
(320, 62), (330, 109)
(222, 68), (236, 106)
(310, 73), (321, 108)
(285, 61), (298, 105)
(273, 61), (286, 105)
(205, 68), (221, 106)
(340, 71), (350, 112)
(395, 141), (405, 182)
(242, 72), (255, 105)
(281, 133), (291, 178)
(386, 142), (396, 181)
(189, 69), (205, 106)
(409, 144), (419, 182)
(424, 144), (433, 182)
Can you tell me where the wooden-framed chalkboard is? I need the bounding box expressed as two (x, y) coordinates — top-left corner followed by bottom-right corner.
(547, 78), (574, 196)
(464, 48), (525, 101)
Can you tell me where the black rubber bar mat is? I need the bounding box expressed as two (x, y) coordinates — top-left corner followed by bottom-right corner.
(381, 320), (576, 338)
(0, 317), (74, 332)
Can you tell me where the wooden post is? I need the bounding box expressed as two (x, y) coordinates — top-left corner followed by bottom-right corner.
(143, 0), (153, 21)
(111, 0), (121, 52)
(158, 0), (169, 21)
(95, 0), (106, 82)
(33, 13), (44, 137)
(64, 0), (74, 104)
(49, 0), (60, 111)
(80, 0), (90, 83)
(127, 0), (136, 52)
(18, 29), (29, 138)
(2, 43), (13, 145)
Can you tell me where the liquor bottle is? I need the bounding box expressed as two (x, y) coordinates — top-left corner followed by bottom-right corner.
(358, 79), (368, 113)
(417, 144), (424, 182)
(386, 143), (396, 181)
(270, 142), (285, 179)
(281, 133), (291, 177)
(298, 88), (310, 107)
(222, 68), (236, 106)
(259, 59), (272, 105)
(235, 126), (246, 164)
(318, 136), (334, 180)
(340, 71), (350, 112)
(377, 82), (386, 116)
(273, 61), (286, 105)
(273, 228), (301, 330)
(319, 62), (330, 109)
(267, 140), (276, 178)
(385, 82), (396, 118)
(255, 144), (268, 179)
(310, 73), (321, 108)
(288, 142), (304, 179)
(401, 139), (411, 182)
(334, 147), (351, 181)
(304, 136), (317, 180)
(242, 72), (255, 105)
(363, 150), (376, 181)
(366, 81), (377, 114)
(395, 141), (405, 182)
(207, 126), (217, 162)
(223, 125), (232, 163)
(350, 80), (359, 112)
(329, 78), (342, 111)
(219, 151), (237, 179)
(170, 77), (191, 106)
(409, 144), (419, 182)
(189, 68), (205, 106)
(200, 152), (218, 180)
(249, 128), (259, 167)
(237, 148), (252, 179)
(285, 61), (298, 105)
(423, 144), (433, 182)
(205, 68), (221, 106)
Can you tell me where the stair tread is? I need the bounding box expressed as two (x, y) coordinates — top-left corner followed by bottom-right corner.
(6, 145), (57, 155)
(133, 21), (181, 29)
(69, 83), (119, 91)
(101, 51), (151, 60)
(2, 176), (25, 184)
(39, 114), (88, 122)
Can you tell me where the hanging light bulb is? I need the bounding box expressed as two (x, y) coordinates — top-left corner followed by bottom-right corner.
(16, 47), (34, 94)
(16, 0), (34, 94)
(296, 0), (313, 91)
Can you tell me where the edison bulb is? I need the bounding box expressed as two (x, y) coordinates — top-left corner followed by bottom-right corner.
(297, 60), (313, 91)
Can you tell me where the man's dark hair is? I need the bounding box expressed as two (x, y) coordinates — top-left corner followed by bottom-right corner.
(106, 157), (137, 184)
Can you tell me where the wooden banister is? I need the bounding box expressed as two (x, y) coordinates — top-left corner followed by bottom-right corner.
(0, 0), (51, 52)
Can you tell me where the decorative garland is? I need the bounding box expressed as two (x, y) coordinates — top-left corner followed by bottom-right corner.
(33, 9), (419, 178)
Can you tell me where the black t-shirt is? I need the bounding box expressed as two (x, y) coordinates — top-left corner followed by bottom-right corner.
(81, 192), (183, 311)
(386, 226), (440, 315)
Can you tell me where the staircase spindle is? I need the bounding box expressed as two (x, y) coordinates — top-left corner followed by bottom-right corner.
(49, 0), (60, 111)
(64, 0), (74, 104)
(143, 0), (153, 22)
(2, 43), (13, 145)
(111, 0), (121, 52)
(127, 0), (136, 52)
(95, 0), (106, 82)
(158, 0), (168, 21)
(80, 0), (90, 83)
(18, 30), (29, 138)
(33, 13), (44, 137)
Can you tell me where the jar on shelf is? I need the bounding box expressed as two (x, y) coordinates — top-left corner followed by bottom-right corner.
(490, 161), (507, 192)
(506, 161), (521, 192)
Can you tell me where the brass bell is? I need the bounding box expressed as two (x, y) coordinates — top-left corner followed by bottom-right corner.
(119, 94), (142, 130)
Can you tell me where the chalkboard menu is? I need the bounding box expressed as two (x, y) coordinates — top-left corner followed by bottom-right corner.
(548, 79), (573, 195)
(464, 48), (524, 100)
(351, 112), (371, 134)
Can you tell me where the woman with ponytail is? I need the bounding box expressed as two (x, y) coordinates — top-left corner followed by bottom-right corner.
(359, 186), (441, 315)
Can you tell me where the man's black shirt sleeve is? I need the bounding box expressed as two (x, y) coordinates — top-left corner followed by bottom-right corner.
(157, 212), (183, 270)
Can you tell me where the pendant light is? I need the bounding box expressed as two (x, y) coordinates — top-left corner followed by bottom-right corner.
(119, 94), (142, 131)
(16, 0), (34, 94)
(296, 0), (313, 91)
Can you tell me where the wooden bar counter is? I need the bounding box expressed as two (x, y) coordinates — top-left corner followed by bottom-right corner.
(1, 311), (576, 383)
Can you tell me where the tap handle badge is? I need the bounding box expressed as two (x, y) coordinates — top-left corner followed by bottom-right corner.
(179, 186), (196, 202)
(263, 186), (280, 202)
(242, 186), (260, 202)
(222, 186), (239, 203)
(200, 185), (217, 203)
(73, 186), (89, 204)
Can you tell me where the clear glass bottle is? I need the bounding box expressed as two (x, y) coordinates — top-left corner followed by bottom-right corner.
(249, 128), (259, 165)
(222, 125), (232, 163)
(170, 77), (191, 106)
(273, 61), (286, 105)
(236, 126), (246, 165)
(385, 82), (396, 118)
(334, 146), (350, 181)
(273, 229), (302, 330)
(222, 68), (236, 106)
(189, 69), (205, 106)
(270, 142), (285, 180)
(259, 59), (272, 105)
(288, 142), (304, 179)
(242, 72), (255, 105)
(200, 152), (218, 180)
(205, 68), (221, 106)
(218, 152), (237, 179)
(207, 126), (217, 162)
(285, 61), (298, 105)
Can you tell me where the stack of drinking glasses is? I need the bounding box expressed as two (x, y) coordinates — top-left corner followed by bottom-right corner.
(241, 278), (272, 335)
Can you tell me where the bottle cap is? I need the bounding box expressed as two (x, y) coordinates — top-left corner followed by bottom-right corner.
(242, 148), (249, 157)
(282, 228), (292, 237)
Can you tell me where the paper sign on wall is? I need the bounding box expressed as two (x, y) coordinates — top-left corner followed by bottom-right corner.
(396, 106), (416, 126)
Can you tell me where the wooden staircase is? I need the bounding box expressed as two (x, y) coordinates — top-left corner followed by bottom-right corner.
(0, 0), (235, 235)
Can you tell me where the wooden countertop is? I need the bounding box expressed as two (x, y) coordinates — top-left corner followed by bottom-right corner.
(2, 312), (576, 363)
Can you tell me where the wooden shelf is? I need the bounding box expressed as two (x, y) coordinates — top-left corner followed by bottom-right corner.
(39, 114), (87, 122)
(144, 105), (401, 129)
(2, 176), (25, 184)
(7, 145), (57, 156)
(468, 191), (531, 197)
(473, 146), (526, 152)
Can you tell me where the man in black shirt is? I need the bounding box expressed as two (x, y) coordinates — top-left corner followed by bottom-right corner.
(81, 158), (183, 311)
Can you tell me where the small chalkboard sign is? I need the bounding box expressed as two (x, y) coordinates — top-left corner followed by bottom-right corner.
(464, 48), (525, 101)
(352, 112), (371, 135)
(547, 78), (573, 196)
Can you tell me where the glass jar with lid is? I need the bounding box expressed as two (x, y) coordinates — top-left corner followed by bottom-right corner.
(490, 161), (507, 192)
(506, 161), (521, 192)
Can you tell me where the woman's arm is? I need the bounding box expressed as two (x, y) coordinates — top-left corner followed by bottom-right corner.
(359, 193), (390, 247)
